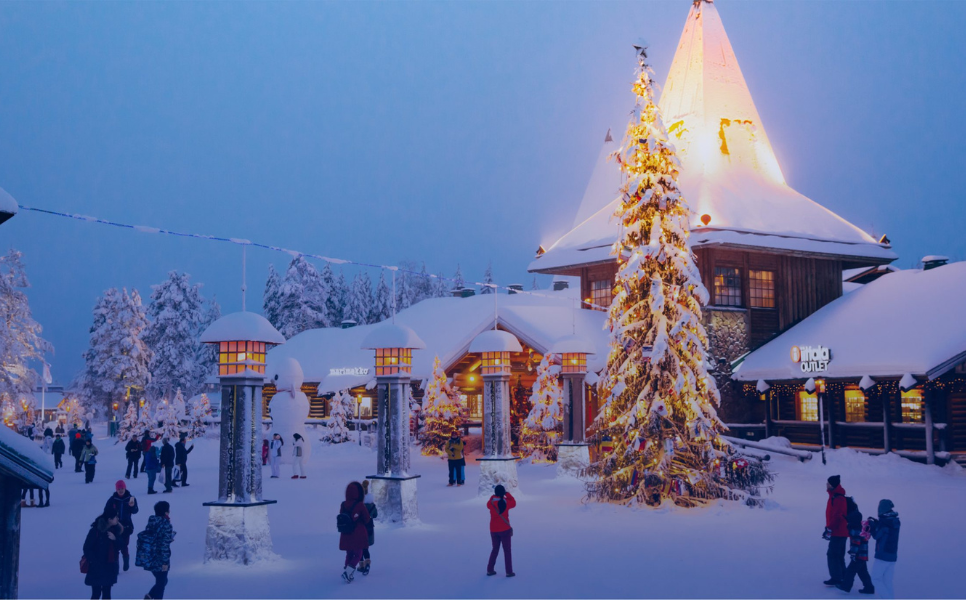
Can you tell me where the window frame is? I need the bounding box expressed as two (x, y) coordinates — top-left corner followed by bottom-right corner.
(797, 389), (819, 422)
(713, 266), (743, 307)
(843, 386), (867, 423)
(590, 279), (612, 311)
(900, 389), (924, 423)
(748, 269), (776, 309)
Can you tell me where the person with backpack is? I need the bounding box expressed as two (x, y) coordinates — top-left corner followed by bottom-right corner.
(159, 439), (175, 493)
(52, 434), (66, 469)
(837, 497), (874, 594)
(136, 501), (176, 600)
(269, 433), (283, 479)
(868, 499), (901, 599)
(81, 438), (99, 484)
(104, 480), (139, 572)
(124, 437), (142, 479)
(175, 434), (194, 487)
(486, 484), (516, 577)
(337, 481), (371, 583)
(82, 505), (122, 599)
(445, 430), (466, 487)
(144, 446), (161, 495)
(358, 480), (378, 575)
(291, 433), (306, 479)
(823, 475), (848, 587)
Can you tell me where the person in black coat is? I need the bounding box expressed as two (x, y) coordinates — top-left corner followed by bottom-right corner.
(174, 434), (194, 487)
(83, 505), (122, 599)
(52, 434), (66, 469)
(159, 439), (176, 493)
(104, 480), (139, 572)
(70, 428), (84, 472)
(124, 438), (142, 479)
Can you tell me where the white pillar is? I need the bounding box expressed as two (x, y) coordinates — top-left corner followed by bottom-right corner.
(368, 374), (420, 524)
(558, 373), (591, 478)
(477, 372), (518, 495)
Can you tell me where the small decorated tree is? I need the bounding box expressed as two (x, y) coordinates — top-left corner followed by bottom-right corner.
(324, 389), (353, 444)
(187, 393), (212, 439)
(153, 397), (183, 441)
(585, 44), (772, 507)
(137, 400), (155, 438)
(419, 356), (462, 456)
(521, 355), (563, 462)
(118, 401), (140, 442)
(63, 397), (87, 429)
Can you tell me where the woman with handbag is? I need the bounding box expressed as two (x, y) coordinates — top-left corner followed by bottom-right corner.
(486, 484), (516, 577)
(82, 505), (122, 599)
(337, 481), (370, 583)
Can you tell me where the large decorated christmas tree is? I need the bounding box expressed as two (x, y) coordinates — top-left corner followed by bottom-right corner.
(585, 44), (771, 507)
(419, 356), (462, 456)
(521, 355), (563, 463)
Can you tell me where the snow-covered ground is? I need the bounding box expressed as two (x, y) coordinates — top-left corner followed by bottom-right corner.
(17, 427), (964, 599)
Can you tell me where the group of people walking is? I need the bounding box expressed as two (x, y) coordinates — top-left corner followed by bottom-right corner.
(126, 432), (194, 495)
(824, 475), (901, 598)
(263, 432), (307, 479)
(81, 482), (175, 599)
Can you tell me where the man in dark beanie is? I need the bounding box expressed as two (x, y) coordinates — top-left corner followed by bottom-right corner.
(823, 475), (848, 586)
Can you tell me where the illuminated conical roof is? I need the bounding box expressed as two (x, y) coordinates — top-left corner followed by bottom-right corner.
(530, 0), (895, 274)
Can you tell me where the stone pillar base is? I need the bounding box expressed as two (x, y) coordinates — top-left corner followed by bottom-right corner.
(476, 457), (519, 496)
(366, 475), (420, 525)
(202, 501), (278, 565)
(556, 443), (591, 479)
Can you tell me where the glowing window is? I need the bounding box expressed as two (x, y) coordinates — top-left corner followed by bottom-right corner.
(375, 348), (412, 376)
(481, 351), (511, 375)
(714, 267), (742, 307)
(798, 389), (818, 422)
(901, 389), (923, 423)
(218, 340), (267, 375)
(590, 280), (612, 311)
(561, 353), (587, 374)
(844, 387), (867, 423)
(749, 270), (775, 308)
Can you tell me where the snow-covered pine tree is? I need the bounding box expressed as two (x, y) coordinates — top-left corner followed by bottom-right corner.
(396, 261), (418, 312)
(144, 271), (206, 401)
(451, 264), (465, 293)
(13, 393), (37, 433)
(321, 262), (342, 327)
(323, 390), (354, 443)
(137, 400), (155, 436)
(118, 400), (140, 442)
(153, 394), (184, 441)
(344, 272), (373, 326)
(263, 264), (283, 330)
(0, 250), (53, 401)
(419, 356), (462, 456)
(333, 270), (349, 325)
(370, 271), (393, 324)
(521, 355), (563, 462)
(195, 297), (221, 385)
(414, 262), (433, 305)
(187, 393), (211, 438)
(277, 256), (328, 338)
(172, 388), (189, 433)
(585, 45), (771, 507)
(480, 263), (494, 294)
(80, 288), (152, 417)
(431, 272), (448, 298)
(63, 397), (86, 429)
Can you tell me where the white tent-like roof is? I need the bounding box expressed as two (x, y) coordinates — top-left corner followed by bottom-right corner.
(267, 292), (610, 395)
(733, 262), (966, 382)
(530, 0), (894, 274)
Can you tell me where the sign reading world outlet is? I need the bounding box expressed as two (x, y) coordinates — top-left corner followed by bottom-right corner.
(329, 367), (370, 377)
(791, 345), (831, 373)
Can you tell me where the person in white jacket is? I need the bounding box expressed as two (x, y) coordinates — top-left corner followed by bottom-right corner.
(269, 433), (284, 479)
(291, 434), (306, 479)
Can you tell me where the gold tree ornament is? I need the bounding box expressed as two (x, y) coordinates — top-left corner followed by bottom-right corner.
(584, 44), (772, 507)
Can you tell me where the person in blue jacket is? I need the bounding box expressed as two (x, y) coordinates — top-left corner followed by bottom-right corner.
(868, 499), (901, 599)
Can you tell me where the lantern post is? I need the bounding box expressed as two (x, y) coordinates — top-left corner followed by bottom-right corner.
(470, 330), (522, 495)
(362, 324), (425, 524)
(551, 335), (595, 477)
(199, 311), (285, 564)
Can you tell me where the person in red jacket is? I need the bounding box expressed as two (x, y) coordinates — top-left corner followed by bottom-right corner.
(338, 481), (370, 583)
(486, 485), (516, 577)
(824, 475), (849, 586)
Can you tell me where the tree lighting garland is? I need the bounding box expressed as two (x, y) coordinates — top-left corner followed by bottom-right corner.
(583, 44), (772, 508)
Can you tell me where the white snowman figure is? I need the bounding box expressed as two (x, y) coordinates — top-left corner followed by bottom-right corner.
(268, 357), (311, 466)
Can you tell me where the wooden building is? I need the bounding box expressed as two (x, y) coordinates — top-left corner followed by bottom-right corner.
(527, 0), (895, 420)
(733, 262), (966, 465)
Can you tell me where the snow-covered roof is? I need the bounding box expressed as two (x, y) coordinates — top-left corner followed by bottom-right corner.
(360, 323), (426, 350)
(529, 1), (894, 274)
(267, 291), (609, 395)
(734, 262), (966, 382)
(0, 185), (17, 216)
(200, 311), (286, 344)
(0, 426), (54, 488)
(469, 330), (522, 353)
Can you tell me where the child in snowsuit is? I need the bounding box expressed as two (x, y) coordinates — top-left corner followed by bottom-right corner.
(445, 431), (466, 486)
(338, 481), (371, 583)
(869, 499), (901, 599)
(359, 480), (377, 575)
(837, 498), (874, 594)
(486, 484), (516, 577)
(291, 433), (306, 479)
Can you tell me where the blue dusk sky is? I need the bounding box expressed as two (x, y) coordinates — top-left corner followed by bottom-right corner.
(1, 0), (965, 382)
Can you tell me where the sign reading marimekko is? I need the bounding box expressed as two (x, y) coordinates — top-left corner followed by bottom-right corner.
(791, 345), (831, 374)
(329, 367), (370, 377)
